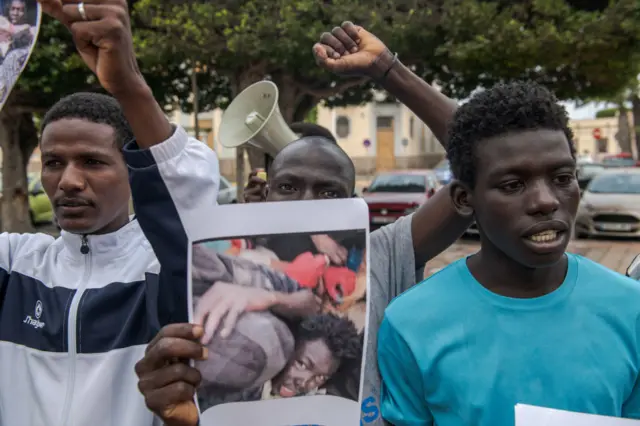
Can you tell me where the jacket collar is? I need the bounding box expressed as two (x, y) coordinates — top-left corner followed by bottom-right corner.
(60, 217), (143, 259)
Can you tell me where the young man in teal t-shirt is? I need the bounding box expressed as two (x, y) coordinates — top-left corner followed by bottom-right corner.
(378, 81), (640, 426)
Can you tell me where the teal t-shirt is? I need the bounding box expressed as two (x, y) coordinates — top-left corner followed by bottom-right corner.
(378, 253), (640, 426)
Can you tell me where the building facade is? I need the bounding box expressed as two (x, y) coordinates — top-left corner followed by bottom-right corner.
(168, 98), (444, 179)
(23, 104), (636, 180)
(570, 114), (636, 159)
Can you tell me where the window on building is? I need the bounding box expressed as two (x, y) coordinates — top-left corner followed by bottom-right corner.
(409, 116), (415, 139)
(597, 138), (608, 153)
(376, 116), (394, 129)
(335, 116), (350, 138)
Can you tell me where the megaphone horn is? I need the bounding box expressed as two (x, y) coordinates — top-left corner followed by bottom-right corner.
(218, 80), (298, 157)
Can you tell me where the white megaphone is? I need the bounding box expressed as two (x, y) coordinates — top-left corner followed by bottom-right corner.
(218, 80), (298, 157)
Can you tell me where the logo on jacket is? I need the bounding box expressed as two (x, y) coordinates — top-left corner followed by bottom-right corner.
(24, 300), (45, 329)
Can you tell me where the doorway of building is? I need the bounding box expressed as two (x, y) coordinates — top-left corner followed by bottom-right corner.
(376, 115), (395, 171)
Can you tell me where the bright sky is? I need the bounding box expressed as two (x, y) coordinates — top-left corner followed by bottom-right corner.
(562, 101), (612, 120)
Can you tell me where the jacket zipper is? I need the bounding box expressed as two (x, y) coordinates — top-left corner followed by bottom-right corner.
(58, 235), (92, 426)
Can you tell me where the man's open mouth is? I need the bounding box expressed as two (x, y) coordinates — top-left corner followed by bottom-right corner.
(278, 385), (297, 398)
(526, 230), (562, 243)
(522, 228), (568, 255)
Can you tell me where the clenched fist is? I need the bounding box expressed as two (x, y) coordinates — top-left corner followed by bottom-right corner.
(312, 21), (394, 80)
(37, 0), (146, 97)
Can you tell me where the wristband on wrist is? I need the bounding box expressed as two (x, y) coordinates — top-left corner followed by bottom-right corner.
(369, 49), (399, 82)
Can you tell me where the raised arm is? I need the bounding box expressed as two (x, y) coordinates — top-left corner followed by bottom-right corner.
(37, 2), (219, 424)
(38, 0), (219, 328)
(313, 21), (456, 147)
(314, 22), (471, 268)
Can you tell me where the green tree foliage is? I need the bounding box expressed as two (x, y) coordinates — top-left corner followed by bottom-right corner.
(132, 0), (384, 121)
(596, 108), (617, 119)
(4, 0), (639, 229)
(430, 0), (640, 100)
(134, 0), (640, 107)
(131, 0), (640, 187)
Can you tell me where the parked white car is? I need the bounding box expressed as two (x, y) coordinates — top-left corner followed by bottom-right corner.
(628, 254), (640, 280)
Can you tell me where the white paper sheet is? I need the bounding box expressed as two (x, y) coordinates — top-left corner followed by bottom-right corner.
(516, 404), (640, 426)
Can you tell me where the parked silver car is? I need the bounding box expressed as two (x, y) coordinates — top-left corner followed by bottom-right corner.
(575, 168), (640, 238)
(628, 254), (640, 280)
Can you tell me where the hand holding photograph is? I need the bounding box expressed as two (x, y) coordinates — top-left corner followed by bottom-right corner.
(187, 199), (369, 426)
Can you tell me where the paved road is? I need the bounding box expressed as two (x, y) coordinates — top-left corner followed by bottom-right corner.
(424, 236), (640, 278)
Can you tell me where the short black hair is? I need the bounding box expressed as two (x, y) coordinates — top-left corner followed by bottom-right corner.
(41, 92), (134, 149)
(289, 122), (337, 143)
(273, 136), (356, 192)
(296, 313), (362, 363)
(447, 81), (575, 187)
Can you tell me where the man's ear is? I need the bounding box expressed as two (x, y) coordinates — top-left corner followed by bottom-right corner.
(449, 180), (474, 218)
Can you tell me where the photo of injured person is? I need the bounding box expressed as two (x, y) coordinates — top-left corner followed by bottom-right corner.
(190, 229), (367, 415)
(0, 0), (40, 109)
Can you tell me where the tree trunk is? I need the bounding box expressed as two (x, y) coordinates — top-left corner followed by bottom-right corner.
(615, 106), (632, 154)
(276, 74), (298, 124)
(293, 95), (319, 123)
(0, 107), (38, 233)
(272, 73), (320, 124)
(19, 111), (38, 171)
(631, 95), (640, 160)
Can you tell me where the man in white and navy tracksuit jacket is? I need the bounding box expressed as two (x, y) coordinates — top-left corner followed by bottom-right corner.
(0, 123), (220, 425)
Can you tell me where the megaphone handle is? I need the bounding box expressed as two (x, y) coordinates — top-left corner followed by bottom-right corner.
(264, 153), (273, 174)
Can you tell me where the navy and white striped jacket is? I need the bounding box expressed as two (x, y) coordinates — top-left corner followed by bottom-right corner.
(0, 126), (220, 426)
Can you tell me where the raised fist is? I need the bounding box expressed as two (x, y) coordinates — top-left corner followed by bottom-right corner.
(312, 21), (388, 78)
(37, 0), (145, 97)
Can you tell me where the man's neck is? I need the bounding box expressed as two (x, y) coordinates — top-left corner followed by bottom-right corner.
(77, 215), (131, 237)
(467, 242), (568, 299)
